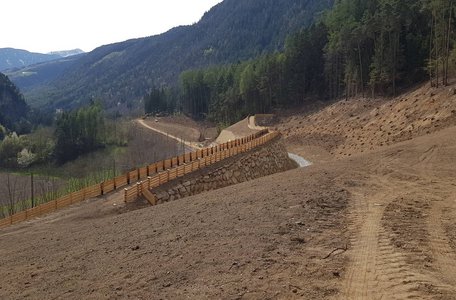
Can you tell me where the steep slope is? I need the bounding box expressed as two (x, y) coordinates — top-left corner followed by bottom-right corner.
(0, 48), (61, 71)
(278, 83), (456, 162)
(0, 73), (29, 133)
(16, 0), (333, 110)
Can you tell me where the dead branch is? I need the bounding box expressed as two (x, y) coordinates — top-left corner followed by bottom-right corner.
(322, 244), (348, 260)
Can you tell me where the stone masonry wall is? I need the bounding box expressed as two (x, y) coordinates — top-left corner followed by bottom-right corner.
(153, 137), (296, 204)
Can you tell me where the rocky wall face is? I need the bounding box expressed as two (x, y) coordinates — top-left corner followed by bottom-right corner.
(154, 138), (296, 204)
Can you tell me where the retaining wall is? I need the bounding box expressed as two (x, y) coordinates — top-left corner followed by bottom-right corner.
(153, 137), (295, 204)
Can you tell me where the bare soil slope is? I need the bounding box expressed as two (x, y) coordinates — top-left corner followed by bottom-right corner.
(1, 82), (456, 299)
(0, 159), (350, 299)
(216, 117), (261, 143)
(278, 83), (456, 162)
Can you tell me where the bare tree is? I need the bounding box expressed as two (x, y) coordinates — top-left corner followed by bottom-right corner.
(6, 174), (18, 216)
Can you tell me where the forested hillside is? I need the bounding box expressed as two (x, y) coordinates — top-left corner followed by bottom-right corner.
(4, 55), (83, 97)
(0, 48), (61, 71)
(15, 0), (333, 111)
(157, 0), (456, 124)
(0, 73), (30, 135)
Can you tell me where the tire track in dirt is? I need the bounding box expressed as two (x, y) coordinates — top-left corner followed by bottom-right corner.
(342, 195), (384, 299)
(413, 141), (456, 295)
(341, 177), (425, 300)
(380, 194), (438, 299)
(419, 145), (437, 163)
(427, 194), (456, 295)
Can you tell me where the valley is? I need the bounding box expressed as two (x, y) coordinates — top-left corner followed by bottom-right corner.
(1, 0), (456, 298)
(0, 80), (455, 299)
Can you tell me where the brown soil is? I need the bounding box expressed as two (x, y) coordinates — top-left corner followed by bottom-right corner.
(0, 161), (350, 299)
(1, 82), (456, 299)
(277, 82), (456, 163)
(216, 117), (261, 143)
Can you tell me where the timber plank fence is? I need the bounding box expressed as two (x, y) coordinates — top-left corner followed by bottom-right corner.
(124, 130), (280, 204)
(0, 129), (272, 229)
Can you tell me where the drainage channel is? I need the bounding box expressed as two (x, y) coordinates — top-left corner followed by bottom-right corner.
(288, 153), (312, 168)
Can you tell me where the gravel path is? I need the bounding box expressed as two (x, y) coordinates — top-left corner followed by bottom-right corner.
(138, 119), (201, 150)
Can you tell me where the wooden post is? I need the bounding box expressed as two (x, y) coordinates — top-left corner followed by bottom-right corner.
(30, 173), (34, 208)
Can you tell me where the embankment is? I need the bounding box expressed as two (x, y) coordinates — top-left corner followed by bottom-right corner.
(152, 136), (295, 204)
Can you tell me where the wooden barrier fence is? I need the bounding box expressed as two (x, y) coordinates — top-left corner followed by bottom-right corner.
(0, 129), (274, 229)
(124, 130), (280, 203)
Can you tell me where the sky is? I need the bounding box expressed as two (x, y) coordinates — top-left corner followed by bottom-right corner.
(0, 0), (223, 54)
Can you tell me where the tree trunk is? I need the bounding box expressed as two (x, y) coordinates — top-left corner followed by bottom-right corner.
(392, 31), (399, 96)
(358, 42), (364, 97)
(6, 174), (14, 216)
(435, 14), (440, 88)
(345, 71), (349, 100)
(430, 13), (435, 86)
(444, 3), (452, 86)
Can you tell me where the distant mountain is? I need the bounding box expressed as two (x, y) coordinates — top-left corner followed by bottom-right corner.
(0, 48), (61, 71)
(4, 55), (84, 104)
(0, 73), (29, 133)
(0, 48), (85, 73)
(47, 49), (85, 58)
(12, 0), (334, 111)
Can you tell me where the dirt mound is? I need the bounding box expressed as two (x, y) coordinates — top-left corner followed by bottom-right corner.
(216, 117), (261, 143)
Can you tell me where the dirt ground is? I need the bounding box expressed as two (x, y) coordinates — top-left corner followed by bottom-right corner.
(216, 117), (261, 143)
(1, 82), (456, 299)
(277, 82), (456, 163)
